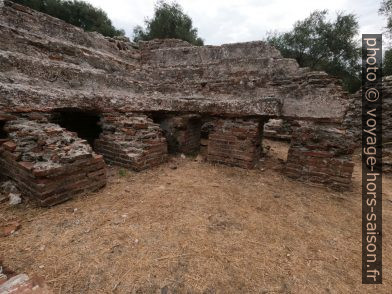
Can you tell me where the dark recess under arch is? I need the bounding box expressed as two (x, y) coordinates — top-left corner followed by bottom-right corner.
(0, 121), (8, 139)
(51, 109), (102, 146)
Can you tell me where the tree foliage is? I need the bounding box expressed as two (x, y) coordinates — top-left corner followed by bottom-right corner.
(380, 0), (392, 34)
(379, 1), (392, 76)
(133, 1), (203, 46)
(266, 10), (361, 93)
(11, 0), (124, 37)
(384, 49), (392, 76)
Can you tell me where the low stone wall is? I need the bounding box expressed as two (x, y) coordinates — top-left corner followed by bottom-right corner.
(0, 118), (106, 206)
(285, 123), (355, 191)
(94, 113), (168, 171)
(158, 114), (201, 154)
(207, 118), (263, 168)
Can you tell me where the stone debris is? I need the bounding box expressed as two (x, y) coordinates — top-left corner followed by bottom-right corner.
(1, 221), (21, 237)
(0, 273), (52, 294)
(8, 192), (21, 205)
(0, 180), (21, 204)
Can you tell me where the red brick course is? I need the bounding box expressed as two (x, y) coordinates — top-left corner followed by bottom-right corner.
(207, 118), (263, 168)
(0, 119), (106, 206)
(94, 113), (168, 171)
(285, 123), (355, 191)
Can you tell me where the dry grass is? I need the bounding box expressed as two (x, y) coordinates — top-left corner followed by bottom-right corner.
(1, 139), (391, 293)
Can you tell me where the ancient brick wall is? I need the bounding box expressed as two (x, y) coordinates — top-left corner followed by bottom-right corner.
(285, 123), (355, 191)
(0, 0), (359, 193)
(0, 118), (106, 206)
(94, 113), (168, 171)
(207, 118), (263, 169)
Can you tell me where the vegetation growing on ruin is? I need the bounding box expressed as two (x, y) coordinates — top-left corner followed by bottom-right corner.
(10, 0), (125, 37)
(266, 10), (361, 93)
(133, 1), (204, 46)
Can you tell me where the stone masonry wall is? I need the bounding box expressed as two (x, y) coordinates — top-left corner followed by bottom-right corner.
(285, 123), (355, 191)
(207, 118), (263, 169)
(0, 0), (348, 121)
(94, 113), (168, 171)
(0, 117), (106, 206)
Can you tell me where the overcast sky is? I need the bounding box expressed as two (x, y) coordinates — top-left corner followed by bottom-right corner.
(85, 0), (387, 45)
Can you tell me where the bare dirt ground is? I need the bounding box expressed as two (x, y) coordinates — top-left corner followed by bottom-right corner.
(1, 139), (391, 293)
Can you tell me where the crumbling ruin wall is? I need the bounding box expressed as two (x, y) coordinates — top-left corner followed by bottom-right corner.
(0, 117), (106, 206)
(94, 113), (167, 171)
(0, 0), (357, 196)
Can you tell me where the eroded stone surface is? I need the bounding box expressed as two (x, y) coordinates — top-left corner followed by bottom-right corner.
(0, 0), (348, 121)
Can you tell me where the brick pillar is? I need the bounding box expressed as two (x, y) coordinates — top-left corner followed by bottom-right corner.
(285, 123), (355, 191)
(94, 113), (168, 171)
(207, 117), (263, 168)
(158, 114), (201, 155)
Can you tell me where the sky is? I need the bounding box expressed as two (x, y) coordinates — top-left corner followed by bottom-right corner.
(85, 0), (387, 45)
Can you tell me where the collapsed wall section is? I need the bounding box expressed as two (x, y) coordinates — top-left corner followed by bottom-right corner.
(285, 123), (355, 191)
(94, 113), (168, 170)
(0, 117), (106, 206)
(207, 118), (263, 168)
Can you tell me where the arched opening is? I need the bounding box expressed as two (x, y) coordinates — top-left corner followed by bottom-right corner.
(51, 109), (102, 146)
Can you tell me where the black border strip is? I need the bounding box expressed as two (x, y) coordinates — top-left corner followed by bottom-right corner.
(362, 34), (382, 284)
